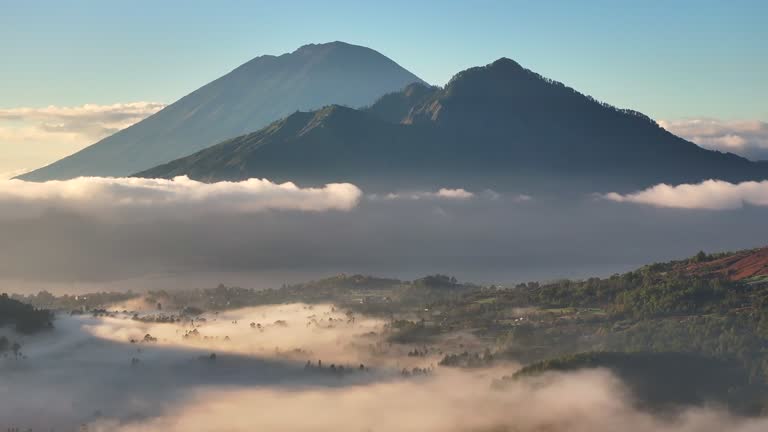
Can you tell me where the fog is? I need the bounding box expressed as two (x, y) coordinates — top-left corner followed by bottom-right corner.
(3, 176), (768, 429)
(4, 303), (768, 431)
(0, 177), (767, 290)
(104, 371), (768, 432)
(1, 304), (399, 430)
(88, 303), (396, 366)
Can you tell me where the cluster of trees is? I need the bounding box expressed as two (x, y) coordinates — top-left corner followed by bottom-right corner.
(0, 293), (53, 334)
(380, 250), (768, 392)
(140, 274), (477, 319)
(439, 349), (494, 368)
(0, 336), (22, 358)
(401, 366), (432, 377)
(304, 359), (369, 376)
(10, 290), (138, 311)
(407, 347), (430, 357)
(386, 319), (441, 344)
(507, 351), (767, 415)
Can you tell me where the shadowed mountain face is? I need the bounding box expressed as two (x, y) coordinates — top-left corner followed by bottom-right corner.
(17, 42), (424, 181)
(137, 58), (768, 194)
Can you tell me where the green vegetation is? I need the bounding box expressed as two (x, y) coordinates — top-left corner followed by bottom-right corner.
(0, 294), (53, 358)
(11, 290), (139, 312)
(144, 274), (478, 316)
(418, 251), (768, 377)
(136, 251), (768, 413)
(506, 351), (766, 414)
(9, 248), (768, 414)
(0, 293), (53, 334)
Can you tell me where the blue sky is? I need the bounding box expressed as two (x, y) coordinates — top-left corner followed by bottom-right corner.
(2, 0), (766, 120)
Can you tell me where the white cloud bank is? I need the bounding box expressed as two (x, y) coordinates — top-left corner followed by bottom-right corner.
(0, 168), (31, 180)
(377, 188), (476, 201)
(0, 101), (166, 174)
(0, 102), (166, 140)
(604, 179), (768, 210)
(659, 119), (768, 161)
(369, 188), (530, 202)
(0, 176), (362, 219)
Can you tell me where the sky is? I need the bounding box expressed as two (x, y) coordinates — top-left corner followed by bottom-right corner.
(1, 0), (767, 174)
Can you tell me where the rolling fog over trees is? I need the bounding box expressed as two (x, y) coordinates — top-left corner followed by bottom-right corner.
(2, 2), (767, 430)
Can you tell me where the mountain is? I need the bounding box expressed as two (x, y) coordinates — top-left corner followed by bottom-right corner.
(137, 104), (440, 189)
(137, 58), (768, 193)
(17, 41), (424, 181)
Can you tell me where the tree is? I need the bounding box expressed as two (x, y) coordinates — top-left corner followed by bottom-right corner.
(694, 250), (707, 263)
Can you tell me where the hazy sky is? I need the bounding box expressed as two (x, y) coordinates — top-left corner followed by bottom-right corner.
(1, 0), (767, 174)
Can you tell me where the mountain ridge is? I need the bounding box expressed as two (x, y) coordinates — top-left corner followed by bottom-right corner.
(18, 41), (424, 181)
(137, 56), (768, 193)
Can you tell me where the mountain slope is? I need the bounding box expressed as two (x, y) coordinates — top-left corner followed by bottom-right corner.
(18, 41), (424, 181)
(678, 247), (768, 281)
(137, 58), (768, 193)
(138, 105), (442, 189)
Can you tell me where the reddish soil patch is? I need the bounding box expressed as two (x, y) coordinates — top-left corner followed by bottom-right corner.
(681, 247), (768, 281)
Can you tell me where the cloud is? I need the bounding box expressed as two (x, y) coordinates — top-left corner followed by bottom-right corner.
(0, 101), (166, 174)
(659, 119), (768, 161)
(103, 371), (768, 432)
(0, 177), (767, 286)
(0, 176), (362, 219)
(0, 168), (30, 180)
(7, 308), (768, 432)
(603, 179), (768, 210)
(375, 188), (476, 201)
(373, 188), (530, 203)
(0, 102), (166, 140)
(433, 188), (474, 199)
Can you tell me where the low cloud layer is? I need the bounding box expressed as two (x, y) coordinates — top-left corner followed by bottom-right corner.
(659, 119), (768, 161)
(373, 188), (476, 201)
(88, 303), (393, 366)
(371, 189), (531, 203)
(0, 306), (391, 430)
(0, 176), (362, 219)
(0, 102), (166, 140)
(4, 307), (768, 432)
(0, 101), (165, 174)
(104, 371), (768, 432)
(604, 179), (768, 210)
(0, 176), (767, 287)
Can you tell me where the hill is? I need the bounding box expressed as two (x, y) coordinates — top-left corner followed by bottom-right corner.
(508, 351), (763, 414)
(369, 246), (768, 412)
(679, 247), (768, 281)
(0, 293), (53, 334)
(137, 58), (768, 193)
(18, 41), (424, 181)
